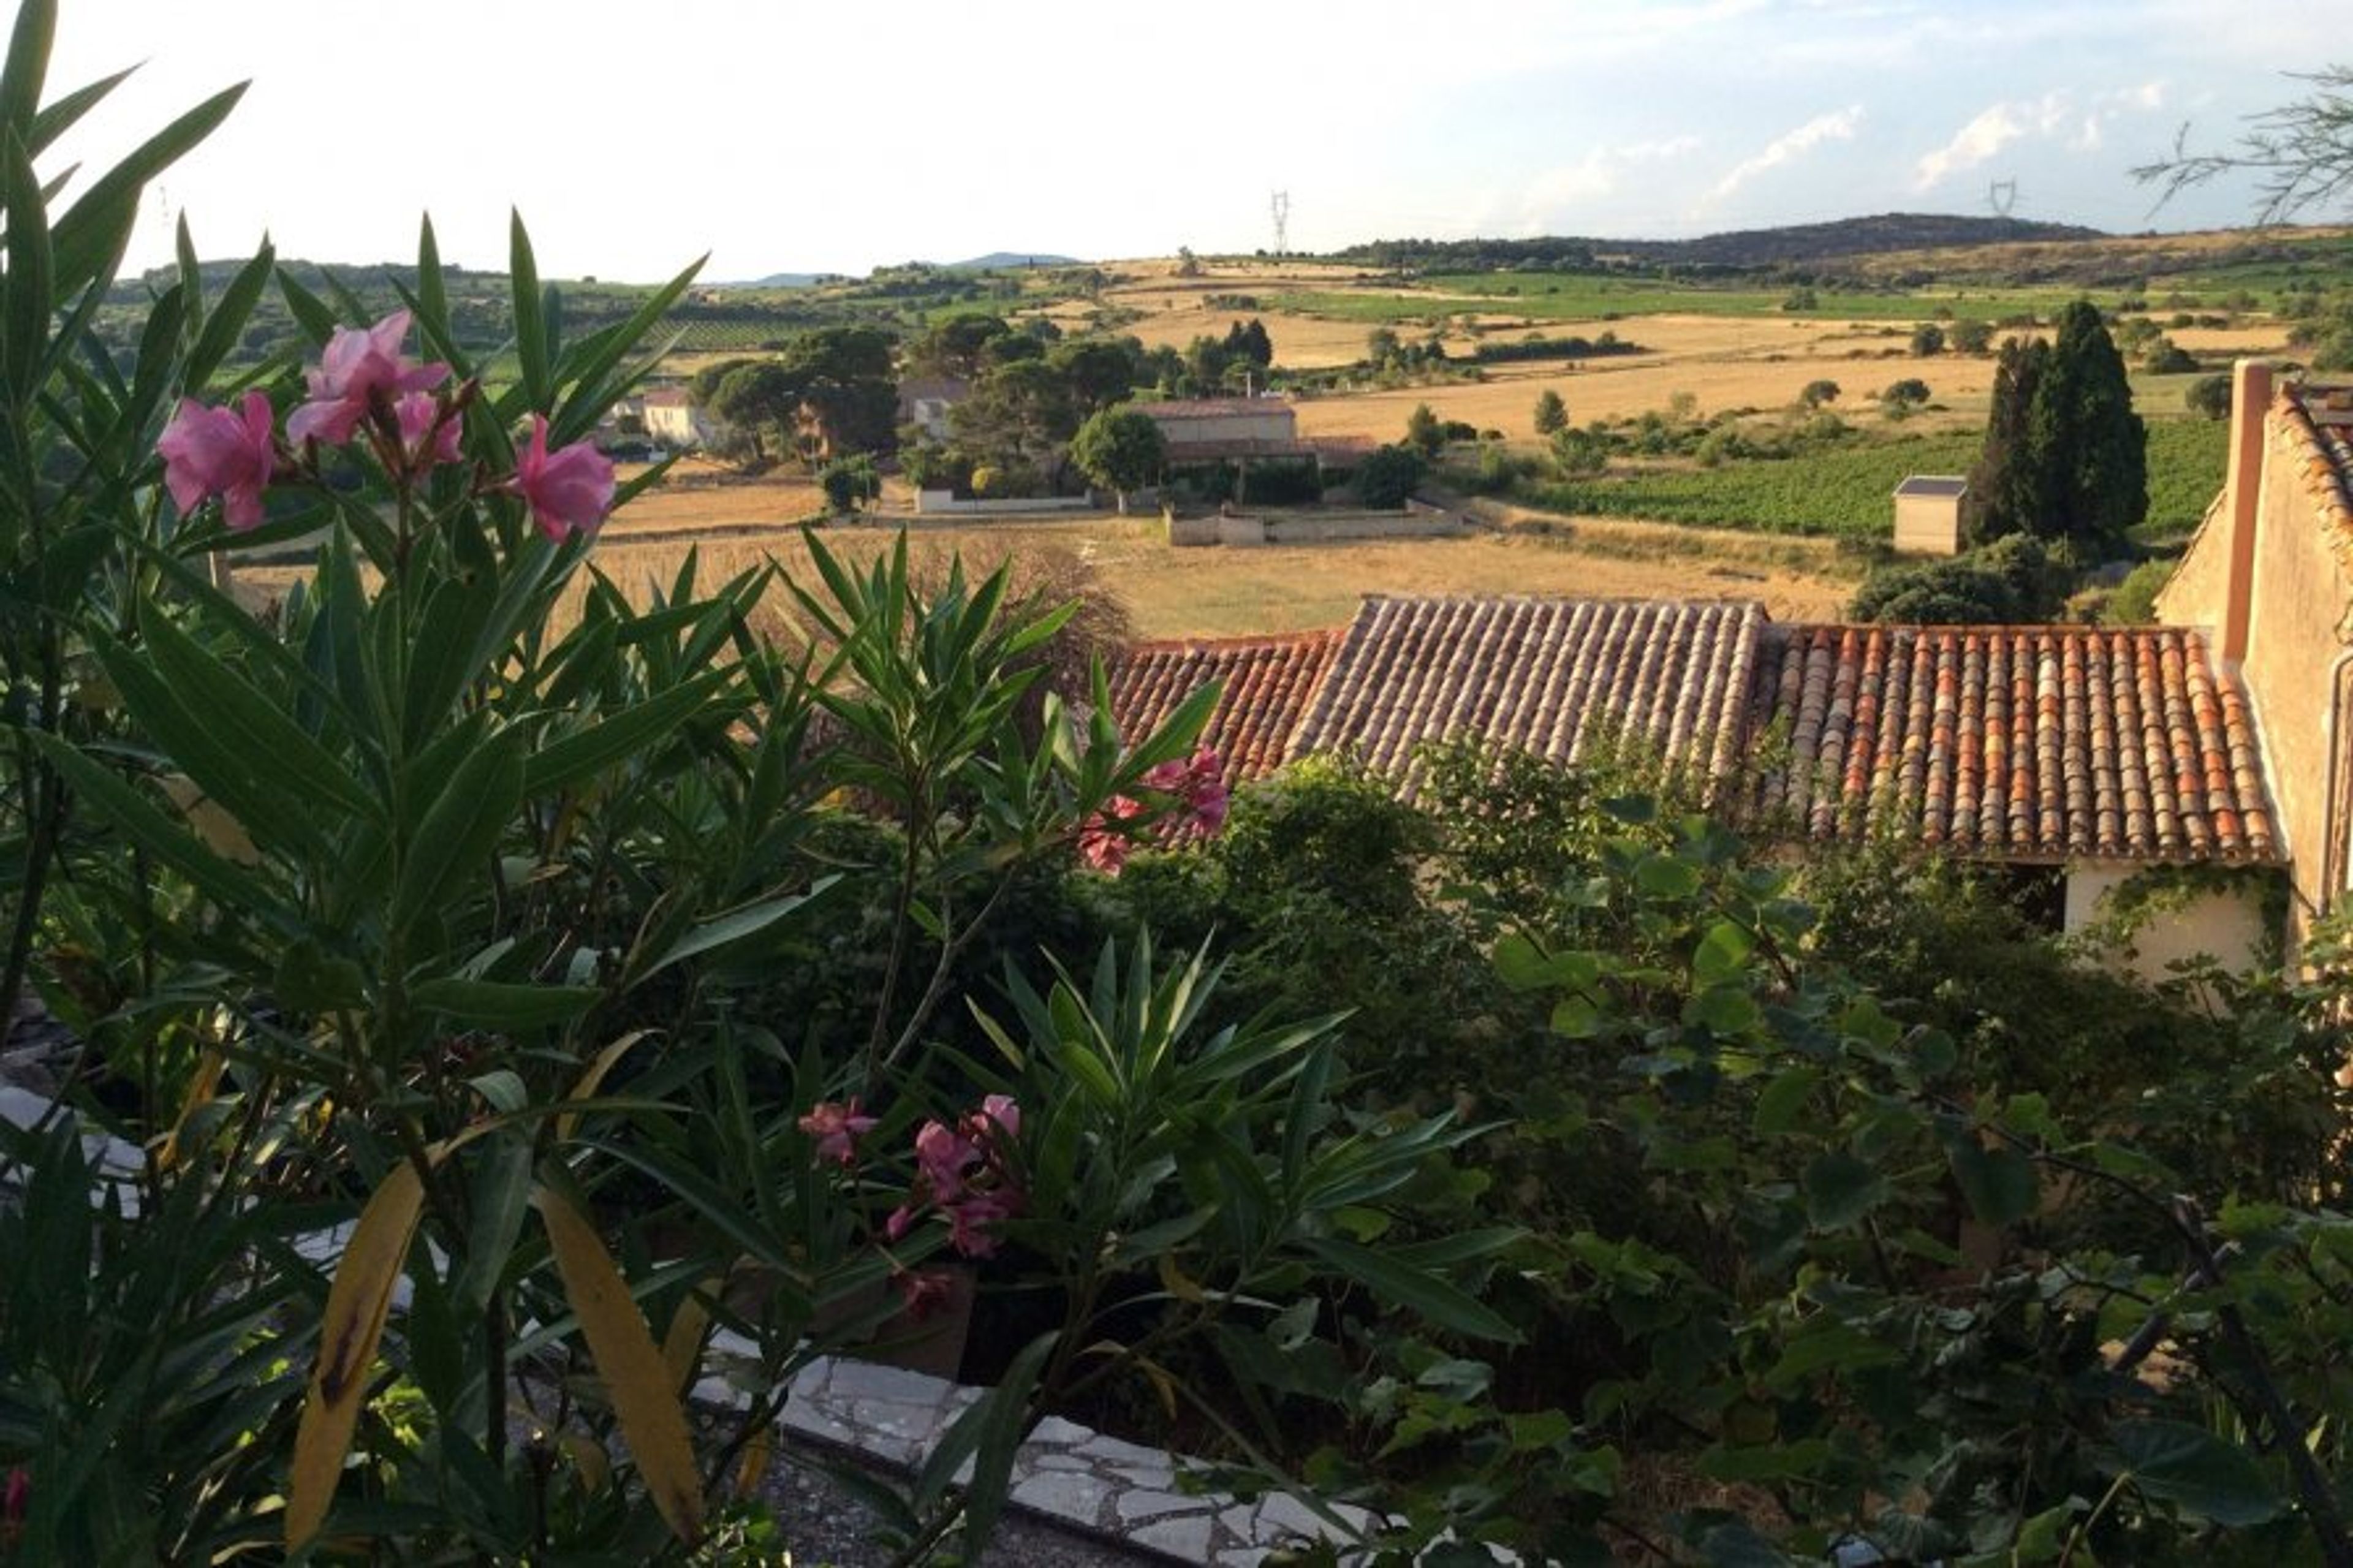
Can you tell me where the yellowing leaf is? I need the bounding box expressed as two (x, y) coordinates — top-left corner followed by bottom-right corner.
(157, 1046), (225, 1171)
(556, 1029), (656, 1143)
(661, 1279), (719, 1397)
(159, 771), (260, 864)
(732, 1425), (773, 1500)
(535, 1182), (704, 1544)
(288, 1162), (426, 1548)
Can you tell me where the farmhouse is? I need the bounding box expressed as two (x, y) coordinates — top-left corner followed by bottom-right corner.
(1130, 397), (1376, 499)
(898, 377), (968, 444)
(1110, 595), (2281, 977)
(2155, 362), (2353, 947)
(640, 385), (716, 450)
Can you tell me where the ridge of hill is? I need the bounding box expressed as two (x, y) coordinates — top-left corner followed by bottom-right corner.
(1328, 213), (2107, 272)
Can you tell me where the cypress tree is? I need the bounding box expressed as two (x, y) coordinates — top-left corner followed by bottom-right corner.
(2031, 300), (2146, 555)
(1963, 304), (2145, 558)
(1966, 336), (2052, 543)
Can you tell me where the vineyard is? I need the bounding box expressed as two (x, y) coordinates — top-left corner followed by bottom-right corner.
(1507, 419), (2229, 540)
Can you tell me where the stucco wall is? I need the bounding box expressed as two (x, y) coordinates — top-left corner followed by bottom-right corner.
(2063, 864), (2276, 982)
(2152, 491), (2231, 631)
(1892, 494), (1960, 555)
(2239, 415), (2353, 928)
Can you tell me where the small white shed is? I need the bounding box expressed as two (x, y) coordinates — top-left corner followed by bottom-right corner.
(1893, 475), (1968, 555)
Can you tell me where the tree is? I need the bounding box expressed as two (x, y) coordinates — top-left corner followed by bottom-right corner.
(1404, 403), (1445, 458)
(1952, 318), (1996, 355)
(1366, 327), (1401, 368)
(950, 357), (1078, 474)
(1533, 388), (1568, 435)
(818, 453), (880, 515)
(1355, 444), (1427, 508)
(2028, 301), (2148, 555)
(1966, 305), (2145, 556)
(1175, 245), (1203, 277)
(702, 360), (797, 465)
(2186, 372), (2234, 420)
(1047, 338), (1145, 415)
(1910, 322), (1946, 356)
(2135, 64), (2353, 222)
(1799, 379), (1841, 409)
(1881, 377), (1930, 411)
(906, 312), (1012, 379)
(1067, 407), (1167, 513)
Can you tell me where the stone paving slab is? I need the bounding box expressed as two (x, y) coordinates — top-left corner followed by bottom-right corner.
(758, 1352), (1394, 1565)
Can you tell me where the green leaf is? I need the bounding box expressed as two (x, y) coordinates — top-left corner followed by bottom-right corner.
(274, 939), (367, 1012)
(2109, 1419), (2283, 1526)
(509, 210), (547, 409)
(2, 127), (53, 398)
(31, 733), (286, 928)
(1944, 1133), (2039, 1226)
(1802, 1150), (1889, 1230)
(184, 240), (275, 390)
(1303, 1233), (1522, 1343)
(51, 82), (244, 299)
(1752, 1067), (1821, 1137)
(521, 671), (729, 796)
(411, 977), (601, 1030)
(138, 610), (378, 824)
(392, 728), (525, 934)
(0, 0), (53, 137)
(626, 879), (841, 987)
(1635, 852), (1702, 899)
(452, 1134), (534, 1313)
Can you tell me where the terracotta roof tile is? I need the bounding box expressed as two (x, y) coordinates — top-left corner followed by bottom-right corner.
(2276, 382), (2353, 574)
(1105, 630), (1343, 784)
(1292, 596), (1765, 792)
(1752, 623), (2278, 863)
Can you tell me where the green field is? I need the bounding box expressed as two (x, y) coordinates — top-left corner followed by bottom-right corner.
(1269, 277), (2094, 328)
(1507, 419), (2227, 540)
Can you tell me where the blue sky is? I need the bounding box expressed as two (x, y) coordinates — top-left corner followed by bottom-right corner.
(38, 1), (2349, 284)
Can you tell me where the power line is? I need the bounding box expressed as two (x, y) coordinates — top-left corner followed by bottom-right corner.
(1270, 191), (1290, 256)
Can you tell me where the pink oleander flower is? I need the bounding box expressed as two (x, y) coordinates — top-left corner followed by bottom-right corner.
(395, 391), (464, 468)
(893, 1267), (952, 1320)
(1078, 794), (1144, 874)
(885, 1203), (917, 1243)
(2, 1464), (23, 1536)
(797, 1098), (877, 1168)
(157, 391), (277, 529)
(508, 414), (616, 541)
(287, 310), (449, 447)
(968, 1093), (1021, 1143)
(1142, 748), (1229, 840)
(945, 1192), (1013, 1259)
(912, 1118), (978, 1200)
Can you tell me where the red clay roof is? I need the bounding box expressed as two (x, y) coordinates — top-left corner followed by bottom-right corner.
(1130, 398), (1295, 420)
(1294, 596), (1765, 790)
(1101, 600), (2280, 867)
(1106, 630), (1342, 784)
(2279, 382), (2353, 555)
(1753, 623), (2276, 862)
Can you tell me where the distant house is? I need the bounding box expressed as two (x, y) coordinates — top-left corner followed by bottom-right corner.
(2156, 361), (2353, 948)
(1893, 475), (1968, 555)
(898, 377), (969, 444)
(640, 386), (715, 449)
(1107, 593), (2283, 977)
(1128, 398), (1376, 498)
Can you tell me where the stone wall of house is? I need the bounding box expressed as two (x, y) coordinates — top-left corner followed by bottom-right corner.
(2063, 864), (2276, 983)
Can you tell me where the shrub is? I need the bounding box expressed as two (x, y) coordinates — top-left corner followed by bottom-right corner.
(1355, 443), (1428, 507)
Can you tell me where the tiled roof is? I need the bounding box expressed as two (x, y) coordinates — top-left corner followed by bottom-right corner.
(1129, 399), (1295, 421)
(1293, 596), (1765, 788)
(1106, 630), (1342, 784)
(1753, 623), (2276, 862)
(2278, 382), (2353, 552)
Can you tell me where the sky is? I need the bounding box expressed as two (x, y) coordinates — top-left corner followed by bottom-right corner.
(34, 0), (2351, 285)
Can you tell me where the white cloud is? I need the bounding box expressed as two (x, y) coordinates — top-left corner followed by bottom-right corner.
(1707, 107), (1865, 203)
(1504, 138), (1703, 233)
(1917, 83), (2171, 187)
